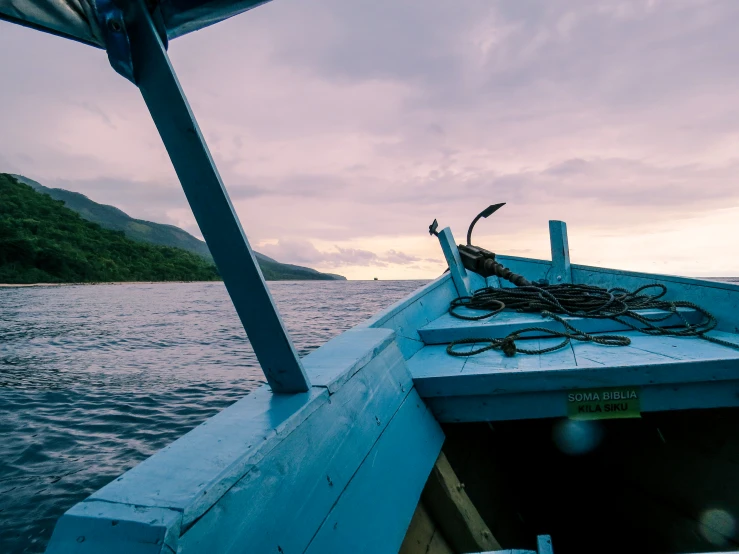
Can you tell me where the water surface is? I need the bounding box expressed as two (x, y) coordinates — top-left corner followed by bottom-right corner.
(0, 280), (427, 553)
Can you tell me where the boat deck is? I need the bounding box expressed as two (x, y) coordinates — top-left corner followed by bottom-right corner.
(407, 307), (739, 422)
(417, 307), (703, 344)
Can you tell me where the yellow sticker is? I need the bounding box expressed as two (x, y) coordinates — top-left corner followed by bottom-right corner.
(566, 387), (641, 420)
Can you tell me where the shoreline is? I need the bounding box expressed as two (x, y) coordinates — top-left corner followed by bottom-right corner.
(0, 279), (421, 288)
(1, 277), (734, 289)
(0, 281), (224, 288)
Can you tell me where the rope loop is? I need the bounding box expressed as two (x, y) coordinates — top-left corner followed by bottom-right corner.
(446, 282), (737, 357)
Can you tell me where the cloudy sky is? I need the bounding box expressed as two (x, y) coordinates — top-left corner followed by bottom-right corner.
(3, 0), (739, 279)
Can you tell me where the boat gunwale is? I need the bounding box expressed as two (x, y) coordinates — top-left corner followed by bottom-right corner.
(495, 253), (739, 293)
(359, 272), (452, 330)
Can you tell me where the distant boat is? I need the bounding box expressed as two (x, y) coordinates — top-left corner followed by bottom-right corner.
(374, 277), (379, 280)
(8, 2), (739, 554)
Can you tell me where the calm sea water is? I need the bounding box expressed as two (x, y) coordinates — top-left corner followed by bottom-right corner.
(0, 280), (427, 553)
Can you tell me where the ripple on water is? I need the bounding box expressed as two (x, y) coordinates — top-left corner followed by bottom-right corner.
(0, 280), (426, 553)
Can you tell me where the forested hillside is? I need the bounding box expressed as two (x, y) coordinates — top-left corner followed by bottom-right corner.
(10, 174), (345, 281)
(0, 174), (221, 284)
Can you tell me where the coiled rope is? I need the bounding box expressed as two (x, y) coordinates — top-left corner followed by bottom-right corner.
(446, 283), (739, 357)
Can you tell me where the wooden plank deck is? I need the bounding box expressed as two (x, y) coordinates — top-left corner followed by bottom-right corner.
(407, 330), (739, 422)
(418, 307), (703, 345)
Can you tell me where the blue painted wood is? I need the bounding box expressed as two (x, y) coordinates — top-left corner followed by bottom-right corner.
(394, 336), (428, 360)
(415, 277), (464, 322)
(410, 338), (569, 397)
(409, 330), (739, 398)
(537, 534), (554, 554)
(493, 231), (739, 324)
(369, 309), (428, 361)
(639, 379), (739, 413)
(79, 330), (402, 531)
(548, 221), (571, 284)
(428, 391), (576, 423)
(126, 0), (309, 393)
(461, 336), (578, 374)
(303, 328), (395, 393)
(427, 379), (739, 423)
(382, 307), (434, 349)
(360, 273), (458, 360)
(177, 342), (416, 553)
(88, 384), (327, 528)
(46, 502), (181, 554)
(303, 390), (444, 554)
(468, 270), (487, 292)
(418, 307), (702, 345)
(361, 273), (452, 330)
(624, 332), (739, 360)
(495, 246), (739, 321)
(45, 330), (434, 553)
(569, 338), (672, 368)
(571, 263), (739, 333)
(572, 262), (739, 293)
(405, 344), (470, 380)
(437, 227), (470, 296)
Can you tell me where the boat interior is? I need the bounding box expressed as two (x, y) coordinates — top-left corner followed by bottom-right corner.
(373, 219), (739, 554)
(402, 412), (739, 554)
(12, 1), (739, 552)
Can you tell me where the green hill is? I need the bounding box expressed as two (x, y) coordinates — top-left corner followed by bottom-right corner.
(12, 174), (214, 260)
(0, 174), (220, 284)
(9, 174), (345, 281)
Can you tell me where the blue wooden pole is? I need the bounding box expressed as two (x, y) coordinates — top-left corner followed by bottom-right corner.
(436, 227), (471, 297)
(549, 220), (572, 284)
(537, 534), (554, 554)
(124, 0), (310, 393)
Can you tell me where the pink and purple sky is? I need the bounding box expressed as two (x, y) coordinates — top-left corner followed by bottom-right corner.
(2, 0), (739, 280)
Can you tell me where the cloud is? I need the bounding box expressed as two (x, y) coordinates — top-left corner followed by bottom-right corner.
(259, 239), (420, 268)
(4, 0), (739, 277)
(384, 249), (421, 264)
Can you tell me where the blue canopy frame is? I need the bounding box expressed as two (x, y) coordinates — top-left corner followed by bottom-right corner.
(0, 0), (272, 49)
(1, 0), (311, 393)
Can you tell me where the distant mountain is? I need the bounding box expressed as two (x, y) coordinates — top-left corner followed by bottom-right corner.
(10, 174), (345, 281)
(0, 174), (220, 284)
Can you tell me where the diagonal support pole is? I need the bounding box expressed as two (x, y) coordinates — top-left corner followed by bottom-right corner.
(123, 0), (310, 393)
